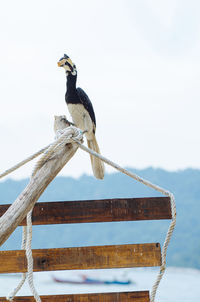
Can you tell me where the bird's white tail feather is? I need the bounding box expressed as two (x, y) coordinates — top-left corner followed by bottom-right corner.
(87, 135), (104, 179)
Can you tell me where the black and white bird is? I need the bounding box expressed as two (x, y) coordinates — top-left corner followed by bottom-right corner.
(57, 54), (104, 179)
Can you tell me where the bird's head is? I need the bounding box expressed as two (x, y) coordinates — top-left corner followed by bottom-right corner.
(57, 54), (77, 76)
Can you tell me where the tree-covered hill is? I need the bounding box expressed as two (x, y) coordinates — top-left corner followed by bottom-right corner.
(0, 168), (199, 269)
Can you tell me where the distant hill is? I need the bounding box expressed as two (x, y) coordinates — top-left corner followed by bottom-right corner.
(0, 167), (200, 269)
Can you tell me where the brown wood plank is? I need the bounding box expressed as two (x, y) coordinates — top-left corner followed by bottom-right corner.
(0, 197), (171, 226)
(0, 291), (150, 301)
(0, 243), (161, 273)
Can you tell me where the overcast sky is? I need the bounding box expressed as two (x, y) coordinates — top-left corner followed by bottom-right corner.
(0, 0), (200, 180)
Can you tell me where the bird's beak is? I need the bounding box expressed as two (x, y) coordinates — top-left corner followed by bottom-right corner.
(57, 58), (67, 67)
(57, 60), (65, 67)
(57, 57), (74, 70)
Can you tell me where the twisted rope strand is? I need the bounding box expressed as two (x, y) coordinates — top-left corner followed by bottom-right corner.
(6, 227), (27, 301)
(73, 138), (172, 196)
(0, 145), (50, 180)
(150, 194), (176, 302)
(26, 210), (41, 302)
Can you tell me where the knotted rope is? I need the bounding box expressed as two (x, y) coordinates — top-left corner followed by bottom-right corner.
(32, 126), (83, 176)
(1, 125), (176, 302)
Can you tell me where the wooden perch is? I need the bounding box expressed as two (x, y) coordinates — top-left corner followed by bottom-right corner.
(0, 117), (80, 247)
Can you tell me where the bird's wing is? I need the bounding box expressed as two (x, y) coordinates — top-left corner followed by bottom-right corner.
(76, 87), (96, 127)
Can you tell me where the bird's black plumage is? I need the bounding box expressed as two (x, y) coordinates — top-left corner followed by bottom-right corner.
(76, 88), (96, 127)
(65, 72), (96, 129)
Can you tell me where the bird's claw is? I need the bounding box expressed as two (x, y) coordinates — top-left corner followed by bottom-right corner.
(62, 119), (76, 126)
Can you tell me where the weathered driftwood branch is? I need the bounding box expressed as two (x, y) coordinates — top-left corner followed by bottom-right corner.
(0, 117), (80, 247)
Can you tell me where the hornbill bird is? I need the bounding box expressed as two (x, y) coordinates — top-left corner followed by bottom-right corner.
(57, 54), (104, 179)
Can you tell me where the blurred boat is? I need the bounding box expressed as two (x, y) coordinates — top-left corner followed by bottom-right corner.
(52, 274), (133, 285)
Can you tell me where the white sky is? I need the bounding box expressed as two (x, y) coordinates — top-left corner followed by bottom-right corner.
(0, 0), (200, 179)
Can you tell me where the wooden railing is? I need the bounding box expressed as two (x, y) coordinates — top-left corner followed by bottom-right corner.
(0, 196), (172, 301)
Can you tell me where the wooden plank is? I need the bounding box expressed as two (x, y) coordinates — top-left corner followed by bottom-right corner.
(0, 197), (171, 226)
(0, 291), (150, 302)
(0, 243), (161, 273)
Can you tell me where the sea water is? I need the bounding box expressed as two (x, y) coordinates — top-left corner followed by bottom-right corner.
(0, 267), (200, 301)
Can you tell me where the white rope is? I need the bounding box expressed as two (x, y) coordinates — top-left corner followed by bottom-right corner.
(0, 127), (82, 180)
(0, 145), (50, 180)
(6, 227), (27, 301)
(32, 126), (83, 176)
(3, 125), (176, 302)
(26, 210), (41, 302)
(150, 194), (176, 302)
(6, 211), (41, 302)
(71, 139), (177, 302)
